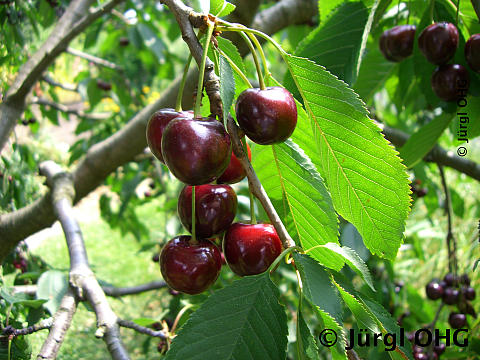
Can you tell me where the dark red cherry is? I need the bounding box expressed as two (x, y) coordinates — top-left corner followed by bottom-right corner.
(418, 22), (459, 64)
(414, 352), (429, 360)
(431, 64), (470, 101)
(433, 342), (446, 355)
(448, 312), (466, 329)
(177, 184), (237, 238)
(426, 280), (444, 300)
(119, 37), (130, 47)
(96, 79), (112, 91)
(161, 117), (231, 185)
(379, 25), (416, 62)
(444, 273), (456, 286)
(217, 142), (252, 184)
(235, 87), (297, 145)
(465, 34), (480, 72)
(443, 287), (460, 305)
(160, 236), (222, 295)
(464, 287), (476, 300)
(146, 109), (194, 163)
(223, 223), (283, 276)
(460, 273), (470, 285)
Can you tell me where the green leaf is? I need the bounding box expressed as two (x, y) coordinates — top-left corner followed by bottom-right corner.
(286, 55), (411, 260)
(0, 336), (31, 360)
(353, 41), (396, 104)
(0, 287), (46, 308)
(36, 270), (68, 315)
(295, 0), (379, 85)
(293, 254), (342, 323)
(399, 113), (454, 168)
(316, 309), (347, 360)
(297, 309), (320, 360)
(216, 37), (248, 97)
(253, 140), (343, 270)
(137, 23), (166, 63)
(219, 55), (235, 122)
(320, 243), (374, 291)
(165, 273), (288, 360)
(210, 0), (236, 17)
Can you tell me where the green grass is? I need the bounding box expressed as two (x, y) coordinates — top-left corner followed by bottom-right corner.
(29, 200), (175, 360)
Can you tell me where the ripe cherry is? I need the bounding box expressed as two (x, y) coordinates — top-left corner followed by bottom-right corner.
(464, 287), (476, 300)
(443, 287), (460, 305)
(161, 117), (231, 185)
(379, 25), (416, 62)
(217, 142), (252, 184)
(426, 280), (444, 300)
(223, 223), (283, 276)
(235, 87), (297, 145)
(119, 37), (130, 47)
(177, 184), (237, 238)
(431, 64), (470, 102)
(433, 342), (446, 355)
(96, 79), (112, 91)
(160, 236), (222, 295)
(146, 109), (194, 163)
(465, 34), (480, 73)
(418, 22), (459, 65)
(448, 312), (466, 329)
(460, 273), (470, 285)
(444, 273), (456, 286)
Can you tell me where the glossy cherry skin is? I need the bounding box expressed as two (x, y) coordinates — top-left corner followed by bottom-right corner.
(431, 64), (470, 101)
(426, 280), (444, 300)
(161, 117), (231, 185)
(217, 142), (252, 184)
(443, 287), (460, 304)
(223, 223), (283, 276)
(464, 286), (476, 300)
(418, 22), (458, 65)
(465, 34), (480, 73)
(160, 236), (222, 295)
(178, 184), (238, 238)
(448, 312), (466, 329)
(379, 25), (416, 62)
(235, 87), (297, 145)
(146, 109), (193, 163)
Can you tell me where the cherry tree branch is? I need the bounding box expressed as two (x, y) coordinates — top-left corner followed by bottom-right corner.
(227, 117), (296, 249)
(2, 318), (53, 337)
(0, 0), (348, 263)
(0, 0), (124, 154)
(41, 75), (78, 92)
(66, 47), (123, 71)
(117, 319), (167, 338)
(30, 98), (111, 120)
(37, 161), (129, 360)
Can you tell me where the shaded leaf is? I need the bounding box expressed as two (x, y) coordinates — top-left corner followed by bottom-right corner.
(36, 270), (68, 315)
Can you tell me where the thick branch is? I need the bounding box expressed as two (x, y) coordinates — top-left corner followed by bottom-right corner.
(0, 0), (326, 263)
(38, 161), (129, 360)
(31, 97), (111, 120)
(117, 319), (167, 339)
(227, 117), (296, 249)
(380, 124), (480, 181)
(0, 0), (124, 153)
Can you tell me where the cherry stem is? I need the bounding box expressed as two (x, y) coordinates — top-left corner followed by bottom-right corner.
(294, 266), (304, 360)
(246, 32), (270, 82)
(395, 0), (401, 25)
(194, 21), (215, 118)
(429, 0), (435, 24)
(456, 0), (460, 25)
(249, 189), (257, 224)
(175, 53), (193, 112)
(268, 246), (303, 274)
(238, 31), (265, 90)
(170, 304), (193, 335)
(216, 48), (252, 87)
(191, 185), (196, 243)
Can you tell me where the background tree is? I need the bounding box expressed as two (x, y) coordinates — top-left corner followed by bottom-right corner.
(0, 0), (479, 359)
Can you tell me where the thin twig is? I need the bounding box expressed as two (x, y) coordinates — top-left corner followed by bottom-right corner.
(41, 75), (78, 92)
(31, 97), (111, 120)
(117, 319), (167, 339)
(2, 318), (53, 337)
(102, 281), (167, 297)
(438, 165), (457, 275)
(66, 47), (123, 71)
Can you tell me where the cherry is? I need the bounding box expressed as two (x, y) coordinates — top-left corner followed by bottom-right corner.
(379, 25), (416, 62)
(444, 273), (456, 286)
(223, 223), (283, 276)
(146, 108), (194, 163)
(217, 142), (252, 184)
(119, 37), (130, 47)
(464, 287), (476, 300)
(448, 312), (466, 329)
(96, 79), (112, 91)
(426, 280), (444, 300)
(460, 273), (470, 285)
(418, 22), (459, 65)
(433, 342), (446, 355)
(443, 287), (460, 305)
(160, 236), (222, 295)
(151, 253), (160, 263)
(177, 184), (237, 238)
(414, 353), (429, 360)
(431, 64), (470, 102)
(235, 87), (297, 145)
(161, 117), (231, 185)
(465, 34), (480, 73)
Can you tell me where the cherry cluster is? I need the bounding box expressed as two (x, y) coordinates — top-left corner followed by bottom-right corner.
(380, 23), (480, 102)
(426, 273), (476, 329)
(146, 86), (297, 295)
(407, 331), (446, 360)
